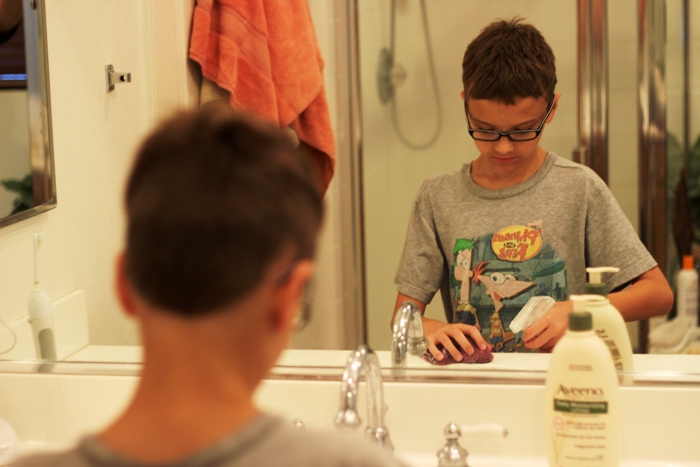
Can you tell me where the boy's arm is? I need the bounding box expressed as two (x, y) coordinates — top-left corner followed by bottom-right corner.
(608, 266), (673, 320)
(522, 266), (673, 351)
(392, 293), (490, 362)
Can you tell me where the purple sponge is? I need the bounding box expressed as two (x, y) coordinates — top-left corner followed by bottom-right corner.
(422, 336), (493, 365)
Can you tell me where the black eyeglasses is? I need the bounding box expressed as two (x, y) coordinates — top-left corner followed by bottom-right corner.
(465, 95), (555, 142)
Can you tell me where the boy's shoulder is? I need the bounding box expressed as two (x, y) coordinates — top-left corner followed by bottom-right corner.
(421, 165), (468, 189)
(548, 153), (607, 187)
(550, 153), (589, 171)
(425, 165), (466, 182)
(415, 165), (469, 201)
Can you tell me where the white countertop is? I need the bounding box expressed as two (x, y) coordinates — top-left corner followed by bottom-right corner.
(59, 345), (700, 383)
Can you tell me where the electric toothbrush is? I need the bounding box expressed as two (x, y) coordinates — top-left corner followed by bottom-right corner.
(27, 233), (57, 360)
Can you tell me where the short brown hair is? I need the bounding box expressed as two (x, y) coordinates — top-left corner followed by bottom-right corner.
(462, 18), (556, 104)
(124, 106), (324, 316)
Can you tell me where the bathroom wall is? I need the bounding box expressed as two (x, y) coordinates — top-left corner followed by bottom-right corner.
(290, 1), (350, 349)
(0, 1), (192, 348)
(0, 0), (348, 351)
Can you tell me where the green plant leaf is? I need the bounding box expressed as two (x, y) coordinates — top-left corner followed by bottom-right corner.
(531, 261), (565, 280)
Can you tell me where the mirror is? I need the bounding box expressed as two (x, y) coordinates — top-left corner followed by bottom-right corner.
(1, 0), (697, 384)
(359, 0), (697, 358)
(0, 0), (55, 228)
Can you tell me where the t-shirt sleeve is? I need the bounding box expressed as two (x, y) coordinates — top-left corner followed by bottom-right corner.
(585, 175), (657, 291)
(394, 183), (446, 304)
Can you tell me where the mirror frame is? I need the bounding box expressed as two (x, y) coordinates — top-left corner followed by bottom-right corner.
(0, 0), (55, 229)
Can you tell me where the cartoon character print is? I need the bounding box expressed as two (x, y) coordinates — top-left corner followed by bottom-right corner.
(451, 238), (480, 330)
(473, 260), (534, 350)
(452, 222), (568, 352)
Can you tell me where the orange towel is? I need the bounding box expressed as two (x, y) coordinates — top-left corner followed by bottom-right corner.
(189, 0), (335, 192)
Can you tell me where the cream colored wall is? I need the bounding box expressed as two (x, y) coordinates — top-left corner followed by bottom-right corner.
(0, 0), (348, 350)
(290, 1), (350, 350)
(360, 0), (643, 351)
(0, 1), (195, 348)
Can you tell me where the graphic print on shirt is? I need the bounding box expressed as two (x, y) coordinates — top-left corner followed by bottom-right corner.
(452, 222), (568, 352)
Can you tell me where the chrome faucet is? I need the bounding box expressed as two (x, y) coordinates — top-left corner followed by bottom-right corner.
(392, 301), (429, 366)
(334, 345), (394, 452)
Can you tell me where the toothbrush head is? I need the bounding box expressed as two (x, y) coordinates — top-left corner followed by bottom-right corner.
(33, 233), (44, 285)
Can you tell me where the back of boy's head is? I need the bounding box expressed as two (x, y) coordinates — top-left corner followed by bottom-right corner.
(462, 18), (556, 104)
(124, 105), (324, 317)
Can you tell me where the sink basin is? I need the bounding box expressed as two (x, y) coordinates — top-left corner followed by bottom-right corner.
(0, 358), (696, 465)
(397, 453), (700, 467)
(398, 453), (545, 466)
(256, 379), (700, 465)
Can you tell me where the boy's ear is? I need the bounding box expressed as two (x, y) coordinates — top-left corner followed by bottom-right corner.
(115, 252), (138, 318)
(460, 90), (465, 100)
(546, 92), (562, 124)
(270, 260), (315, 332)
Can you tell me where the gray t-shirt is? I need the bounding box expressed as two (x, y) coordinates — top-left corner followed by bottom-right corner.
(395, 153), (656, 351)
(12, 414), (406, 467)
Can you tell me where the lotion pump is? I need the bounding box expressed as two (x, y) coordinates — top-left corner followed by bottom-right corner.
(585, 267), (634, 383)
(585, 266), (619, 297)
(27, 233), (57, 360)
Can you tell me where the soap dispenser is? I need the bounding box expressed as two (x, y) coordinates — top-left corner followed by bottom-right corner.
(585, 267), (634, 384)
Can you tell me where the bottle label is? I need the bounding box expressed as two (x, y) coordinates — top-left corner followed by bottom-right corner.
(595, 329), (623, 371)
(683, 282), (698, 316)
(554, 399), (608, 414)
(677, 272), (699, 319)
(550, 385), (612, 465)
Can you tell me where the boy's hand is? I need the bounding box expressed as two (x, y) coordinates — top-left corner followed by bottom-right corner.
(422, 317), (491, 361)
(521, 300), (573, 352)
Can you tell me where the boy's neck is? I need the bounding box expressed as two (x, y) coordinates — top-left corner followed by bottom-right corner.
(98, 360), (260, 463)
(470, 146), (548, 190)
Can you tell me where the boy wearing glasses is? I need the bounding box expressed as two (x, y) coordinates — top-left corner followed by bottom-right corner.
(392, 18), (672, 360)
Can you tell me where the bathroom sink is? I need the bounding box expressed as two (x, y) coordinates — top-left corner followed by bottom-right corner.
(397, 452), (545, 466)
(0, 358), (697, 466)
(257, 378), (700, 466)
(396, 453), (700, 467)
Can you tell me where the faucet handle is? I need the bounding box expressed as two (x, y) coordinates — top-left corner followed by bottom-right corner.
(437, 422), (469, 467)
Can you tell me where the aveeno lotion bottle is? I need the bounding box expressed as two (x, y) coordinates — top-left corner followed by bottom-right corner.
(545, 296), (620, 466)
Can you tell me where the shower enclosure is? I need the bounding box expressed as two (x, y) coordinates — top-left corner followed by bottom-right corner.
(339, 0), (697, 353)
